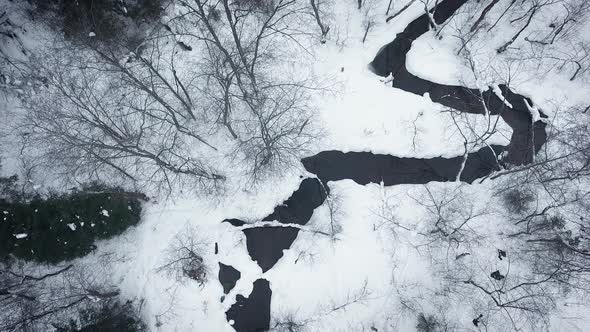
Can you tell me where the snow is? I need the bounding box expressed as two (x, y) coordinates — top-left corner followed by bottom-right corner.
(1, 0), (590, 331)
(267, 181), (396, 327)
(492, 84), (513, 109)
(406, 32), (474, 86)
(91, 3), (498, 328)
(524, 98), (543, 123)
(88, 32), (96, 37)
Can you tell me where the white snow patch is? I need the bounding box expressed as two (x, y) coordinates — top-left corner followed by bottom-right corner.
(524, 98), (544, 123)
(14, 233), (28, 239)
(406, 32), (473, 86)
(492, 84), (513, 109)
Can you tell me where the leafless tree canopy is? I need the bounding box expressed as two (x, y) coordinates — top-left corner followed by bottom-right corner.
(449, 0), (590, 81)
(171, 0), (322, 178)
(157, 226), (209, 286)
(7, 0), (324, 193)
(0, 258), (121, 331)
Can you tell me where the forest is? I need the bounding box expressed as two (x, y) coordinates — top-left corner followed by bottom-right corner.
(0, 0), (589, 331)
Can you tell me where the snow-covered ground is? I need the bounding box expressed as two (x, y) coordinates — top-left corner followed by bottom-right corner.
(2, 0), (590, 331)
(101, 1), (589, 330)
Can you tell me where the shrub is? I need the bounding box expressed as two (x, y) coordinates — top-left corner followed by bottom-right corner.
(548, 215), (566, 229)
(503, 187), (536, 214)
(158, 226), (208, 286)
(416, 313), (439, 332)
(0, 188), (144, 263)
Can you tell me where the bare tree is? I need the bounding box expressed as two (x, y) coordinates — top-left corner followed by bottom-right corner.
(519, 39), (590, 81)
(153, 0), (322, 179)
(10, 0), (322, 192)
(324, 191), (344, 239)
(469, 0), (500, 33)
(271, 279), (373, 331)
(310, 0), (331, 43)
(16, 32), (227, 193)
(374, 184), (411, 236)
(419, 103), (590, 331)
(157, 226), (209, 287)
(525, 0), (590, 46)
(306, 189), (344, 241)
(489, 104), (590, 297)
(361, 0), (378, 43)
(386, 0), (395, 15)
(0, 258), (121, 331)
(412, 184), (487, 249)
(271, 311), (311, 332)
(386, 0), (416, 23)
(493, 0), (590, 55)
(446, 0), (590, 81)
(496, 1), (540, 54)
(419, 0), (439, 31)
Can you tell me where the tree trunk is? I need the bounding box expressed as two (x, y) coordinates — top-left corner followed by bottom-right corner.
(470, 0), (500, 32)
(497, 7), (537, 53)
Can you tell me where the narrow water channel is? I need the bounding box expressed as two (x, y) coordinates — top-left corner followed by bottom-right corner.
(222, 0), (548, 330)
